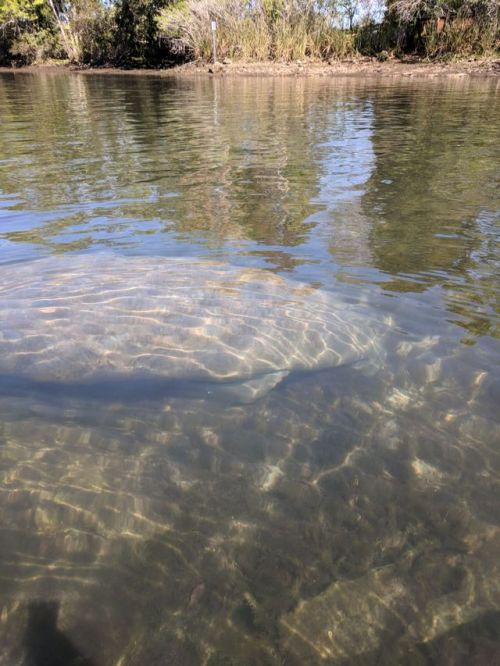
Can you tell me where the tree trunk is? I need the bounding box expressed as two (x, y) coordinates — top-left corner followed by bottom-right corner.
(47, 0), (80, 62)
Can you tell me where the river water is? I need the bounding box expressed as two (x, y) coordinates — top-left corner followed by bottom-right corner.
(0, 71), (499, 665)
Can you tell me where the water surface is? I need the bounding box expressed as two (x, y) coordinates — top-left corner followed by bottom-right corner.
(0, 72), (499, 665)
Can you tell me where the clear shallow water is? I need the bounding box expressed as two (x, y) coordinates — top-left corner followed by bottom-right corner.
(0, 72), (499, 665)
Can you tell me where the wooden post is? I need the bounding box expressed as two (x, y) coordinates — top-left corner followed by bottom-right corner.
(211, 20), (217, 64)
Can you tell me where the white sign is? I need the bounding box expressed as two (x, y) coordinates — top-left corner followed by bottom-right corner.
(211, 20), (217, 32)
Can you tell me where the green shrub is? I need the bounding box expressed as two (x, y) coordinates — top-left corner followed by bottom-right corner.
(355, 19), (400, 56)
(70, 0), (116, 65)
(9, 27), (64, 64)
(114, 0), (171, 67)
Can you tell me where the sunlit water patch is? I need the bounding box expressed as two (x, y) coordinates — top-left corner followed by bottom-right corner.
(0, 72), (499, 665)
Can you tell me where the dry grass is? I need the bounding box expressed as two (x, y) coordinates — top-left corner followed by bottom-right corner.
(422, 19), (499, 59)
(158, 0), (355, 62)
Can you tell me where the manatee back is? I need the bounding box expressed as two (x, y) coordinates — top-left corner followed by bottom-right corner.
(0, 254), (381, 385)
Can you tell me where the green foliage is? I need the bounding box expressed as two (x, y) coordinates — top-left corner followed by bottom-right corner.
(0, 0), (497, 67)
(0, 0), (63, 64)
(0, 0), (45, 23)
(70, 0), (115, 64)
(355, 17), (400, 55)
(9, 25), (63, 63)
(114, 0), (171, 66)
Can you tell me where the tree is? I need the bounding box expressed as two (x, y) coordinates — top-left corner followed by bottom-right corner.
(0, 0), (57, 65)
(389, 0), (498, 22)
(68, 0), (116, 65)
(339, 0), (358, 29)
(0, 0), (45, 25)
(45, 0), (81, 60)
(113, 0), (170, 66)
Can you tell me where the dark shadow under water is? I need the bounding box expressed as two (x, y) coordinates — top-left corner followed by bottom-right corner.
(24, 601), (95, 666)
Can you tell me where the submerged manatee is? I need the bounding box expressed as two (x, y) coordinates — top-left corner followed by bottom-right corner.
(0, 254), (385, 401)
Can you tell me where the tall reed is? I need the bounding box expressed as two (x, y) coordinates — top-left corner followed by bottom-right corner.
(158, 0), (355, 62)
(422, 15), (499, 58)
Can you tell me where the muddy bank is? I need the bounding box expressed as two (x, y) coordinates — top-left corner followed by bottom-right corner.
(1, 58), (499, 78)
(171, 58), (500, 78)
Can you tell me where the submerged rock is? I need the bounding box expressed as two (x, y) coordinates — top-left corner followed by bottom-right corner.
(281, 527), (500, 663)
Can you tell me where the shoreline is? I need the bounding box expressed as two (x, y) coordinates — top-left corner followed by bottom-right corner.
(1, 58), (499, 79)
